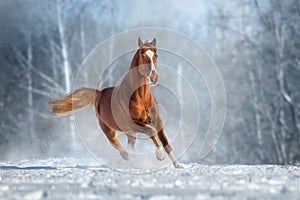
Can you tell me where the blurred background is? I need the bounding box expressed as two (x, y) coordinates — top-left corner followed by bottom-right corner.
(0, 0), (299, 165)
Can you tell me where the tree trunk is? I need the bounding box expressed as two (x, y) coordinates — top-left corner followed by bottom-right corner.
(56, 0), (71, 93)
(26, 33), (34, 143)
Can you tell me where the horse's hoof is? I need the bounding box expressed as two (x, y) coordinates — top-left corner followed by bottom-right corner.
(156, 147), (165, 161)
(120, 151), (129, 160)
(174, 162), (184, 169)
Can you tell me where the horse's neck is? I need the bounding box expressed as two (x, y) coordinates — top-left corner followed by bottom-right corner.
(117, 50), (153, 105)
(124, 70), (150, 94)
(117, 69), (152, 106)
(137, 84), (150, 100)
(135, 84), (153, 108)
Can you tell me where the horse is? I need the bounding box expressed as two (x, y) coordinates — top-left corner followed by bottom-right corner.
(50, 38), (183, 168)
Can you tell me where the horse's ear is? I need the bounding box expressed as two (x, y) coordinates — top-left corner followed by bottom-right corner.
(151, 38), (156, 47)
(138, 37), (144, 48)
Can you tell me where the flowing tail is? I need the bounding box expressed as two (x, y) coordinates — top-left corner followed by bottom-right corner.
(50, 87), (100, 117)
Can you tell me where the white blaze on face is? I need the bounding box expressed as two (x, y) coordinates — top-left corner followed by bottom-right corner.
(145, 50), (157, 84)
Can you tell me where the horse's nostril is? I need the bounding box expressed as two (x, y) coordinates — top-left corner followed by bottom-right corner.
(152, 75), (158, 82)
(150, 77), (157, 84)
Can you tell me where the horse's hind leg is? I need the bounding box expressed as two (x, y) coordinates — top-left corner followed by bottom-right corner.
(99, 121), (128, 160)
(126, 132), (136, 152)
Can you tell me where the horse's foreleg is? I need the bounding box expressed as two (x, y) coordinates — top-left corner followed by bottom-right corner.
(154, 118), (184, 168)
(126, 132), (136, 152)
(131, 120), (165, 160)
(99, 121), (128, 160)
(157, 128), (183, 168)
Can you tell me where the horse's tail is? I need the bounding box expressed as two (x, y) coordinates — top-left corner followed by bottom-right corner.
(50, 87), (100, 117)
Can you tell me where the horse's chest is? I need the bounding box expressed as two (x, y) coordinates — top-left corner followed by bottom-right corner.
(130, 100), (154, 124)
(137, 109), (151, 124)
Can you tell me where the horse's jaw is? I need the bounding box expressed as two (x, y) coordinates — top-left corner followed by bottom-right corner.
(149, 82), (157, 87)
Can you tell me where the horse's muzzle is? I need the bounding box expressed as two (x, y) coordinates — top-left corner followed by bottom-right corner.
(149, 72), (158, 85)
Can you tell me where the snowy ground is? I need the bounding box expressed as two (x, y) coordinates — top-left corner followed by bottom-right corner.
(0, 158), (299, 200)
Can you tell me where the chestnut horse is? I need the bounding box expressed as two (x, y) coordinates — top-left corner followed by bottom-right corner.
(50, 38), (183, 168)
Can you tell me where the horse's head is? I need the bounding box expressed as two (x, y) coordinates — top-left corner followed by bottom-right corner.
(132, 37), (158, 86)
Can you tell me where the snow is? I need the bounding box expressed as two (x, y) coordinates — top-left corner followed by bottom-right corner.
(0, 158), (299, 199)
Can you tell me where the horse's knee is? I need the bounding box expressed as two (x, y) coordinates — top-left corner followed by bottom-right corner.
(131, 120), (157, 136)
(144, 124), (157, 137)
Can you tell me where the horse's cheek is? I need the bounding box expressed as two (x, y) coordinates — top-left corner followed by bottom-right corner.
(138, 66), (148, 77)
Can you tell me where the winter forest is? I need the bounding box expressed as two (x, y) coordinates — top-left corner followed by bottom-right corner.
(0, 0), (300, 166)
